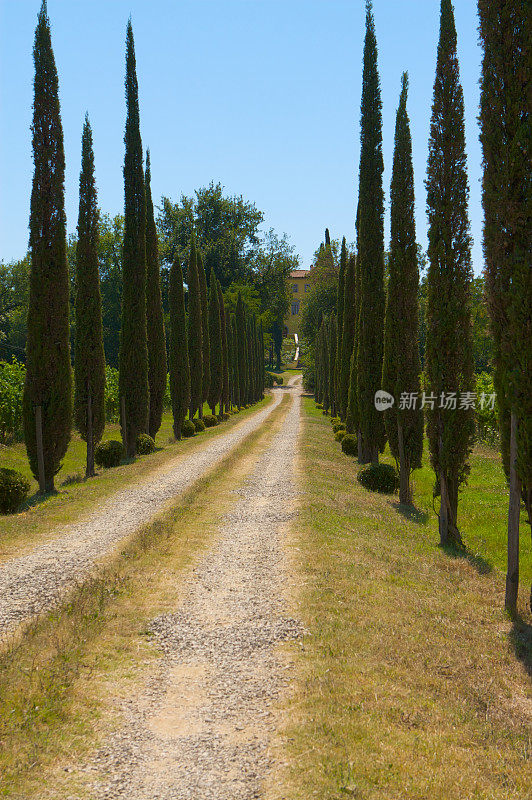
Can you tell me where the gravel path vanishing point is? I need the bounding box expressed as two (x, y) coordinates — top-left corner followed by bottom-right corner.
(0, 388), (289, 640)
(87, 381), (303, 800)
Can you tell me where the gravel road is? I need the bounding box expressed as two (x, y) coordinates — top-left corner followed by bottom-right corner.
(0, 391), (287, 640)
(87, 381), (303, 799)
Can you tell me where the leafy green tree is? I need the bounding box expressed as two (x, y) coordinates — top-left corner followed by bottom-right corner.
(272, 320), (283, 371)
(217, 280), (230, 413)
(235, 292), (247, 409)
(168, 251), (190, 439)
(119, 19), (148, 457)
(0, 256), (30, 361)
(207, 271), (222, 414)
(74, 115), (105, 478)
(98, 214), (124, 367)
(197, 249), (209, 418)
(425, 0), (474, 547)
(339, 254), (356, 421)
(187, 238), (203, 418)
(478, 0), (531, 611)
(382, 74), (423, 503)
(335, 238), (347, 415)
(23, 1), (72, 492)
(355, 1), (386, 463)
(145, 149), (167, 440)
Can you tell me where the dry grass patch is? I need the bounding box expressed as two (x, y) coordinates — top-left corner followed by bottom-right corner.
(270, 397), (531, 800)
(0, 394), (291, 799)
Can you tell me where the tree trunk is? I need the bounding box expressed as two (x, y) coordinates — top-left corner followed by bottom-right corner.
(121, 396), (131, 458)
(357, 430), (363, 463)
(505, 409), (520, 614)
(397, 421), (412, 504)
(35, 404), (46, 494)
(86, 384), (95, 478)
(359, 433), (372, 464)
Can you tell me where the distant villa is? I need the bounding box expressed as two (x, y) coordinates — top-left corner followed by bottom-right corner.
(284, 268), (311, 337)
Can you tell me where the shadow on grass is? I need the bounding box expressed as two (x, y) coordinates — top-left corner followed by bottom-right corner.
(441, 541), (493, 576)
(391, 501), (429, 525)
(509, 613), (532, 679)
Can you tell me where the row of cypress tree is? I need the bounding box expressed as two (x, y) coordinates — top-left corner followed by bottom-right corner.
(22, 3), (264, 491)
(317, 0), (530, 612)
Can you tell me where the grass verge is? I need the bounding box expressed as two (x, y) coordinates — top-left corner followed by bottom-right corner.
(0, 395), (273, 562)
(271, 396), (531, 800)
(0, 391), (291, 799)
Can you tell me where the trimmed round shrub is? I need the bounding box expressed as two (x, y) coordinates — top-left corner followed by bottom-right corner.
(330, 417), (341, 427)
(341, 434), (358, 457)
(0, 468), (30, 513)
(357, 463), (399, 494)
(95, 440), (123, 469)
(136, 433), (156, 454)
(193, 418), (205, 432)
(333, 421), (346, 433)
(335, 429), (347, 442)
(182, 419), (196, 438)
(315, 403), (323, 409)
(203, 413), (218, 428)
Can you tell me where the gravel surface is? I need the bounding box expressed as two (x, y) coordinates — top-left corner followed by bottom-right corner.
(86, 381), (303, 799)
(0, 392), (286, 641)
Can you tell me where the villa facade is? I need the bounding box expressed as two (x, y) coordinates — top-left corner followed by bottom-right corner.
(284, 268), (311, 336)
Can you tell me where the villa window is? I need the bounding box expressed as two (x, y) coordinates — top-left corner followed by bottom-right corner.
(304, 284), (310, 292)
(291, 301), (300, 315)
(292, 284), (298, 292)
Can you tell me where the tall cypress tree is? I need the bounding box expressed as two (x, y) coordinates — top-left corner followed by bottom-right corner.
(478, 0), (531, 611)
(231, 314), (239, 409)
(355, 1), (386, 463)
(236, 292), (247, 409)
(23, 1), (72, 493)
(145, 149), (167, 440)
(207, 272), (222, 414)
(197, 250), (210, 418)
(339, 253), (356, 420)
(168, 252), (190, 439)
(74, 115), (105, 478)
(217, 280), (230, 413)
(382, 74), (423, 503)
(119, 19), (148, 457)
(246, 314), (254, 405)
(328, 314), (337, 417)
(425, 0), (474, 547)
(320, 320), (330, 414)
(335, 237), (347, 416)
(187, 238), (203, 418)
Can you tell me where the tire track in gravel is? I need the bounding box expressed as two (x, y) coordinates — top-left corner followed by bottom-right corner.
(88, 381), (303, 800)
(0, 389), (290, 640)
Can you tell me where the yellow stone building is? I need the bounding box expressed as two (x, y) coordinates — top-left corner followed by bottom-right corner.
(284, 268), (311, 337)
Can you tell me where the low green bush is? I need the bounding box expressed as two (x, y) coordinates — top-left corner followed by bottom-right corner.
(265, 372), (275, 388)
(203, 413), (218, 428)
(330, 417), (341, 427)
(193, 418), (206, 432)
(273, 375), (284, 385)
(316, 403), (323, 410)
(218, 412), (229, 421)
(332, 421), (346, 433)
(357, 463), (398, 494)
(341, 434), (358, 457)
(181, 419), (195, 438)
(0, 467), (30, 513)
(335, 429), (347, 442)
(94, 440), (123, 469)
(136, 433), (156, 454)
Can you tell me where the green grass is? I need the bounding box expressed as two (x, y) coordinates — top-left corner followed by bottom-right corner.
(272, 397), (532, 800)
(0, 398), (272, 561)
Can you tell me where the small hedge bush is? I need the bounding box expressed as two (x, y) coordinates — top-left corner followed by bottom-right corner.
(273, 375), (284, 385)
(264, 372), (275, 388)
(315, 403), (323, 409)
(330, 417), (341, 427)
(0, 468), (30, 513)
(332, 421), (346, 433)
(335, 429), (347, 442)
(182, 419), (195, 437)
(193, 418), (206, 432)
(95, 440), (123, 469)
(136, 433), (156, 454)
(357, 463), (398, 494)
(341, 434), (358, 456)
(203, 413), (218, 427)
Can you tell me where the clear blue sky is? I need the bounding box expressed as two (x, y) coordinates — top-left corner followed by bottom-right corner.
(0, 0), (483, 272)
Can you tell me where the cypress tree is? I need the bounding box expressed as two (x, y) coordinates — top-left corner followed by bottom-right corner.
(258, 321), (265, 400)
(328, 314), (337, 417)
(246, 314), (254, 405)
(197, 250), (210, 418)
(231, 314), (240, 409)
(168, 252), (190, 439)
(325, 228), (331, 247)
(23, 1), (72, 493)
(335, 237), (347, 416)
(478, 0), (531, 611)
(425, 0), (474, 547)
(339, 253), (356, 420)
(207, 272), (222, 414)
(187, 238), (203, 418)
(355, 1), (386, 464)
(320, 320), (330, 414)
(236, 292), (247, 409)
(119, 19), (148, 458)
(382, 74), (423, 503)
(145, 149), (167, 440)
(217, 280), (230, 413)
(74, 115), (105, 478)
